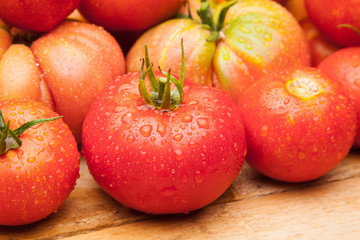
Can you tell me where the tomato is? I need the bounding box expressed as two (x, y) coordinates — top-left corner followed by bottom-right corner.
(127, 0), (310, 103)
(318, 47), (360, 148)
(0, 99), (80, 226)
(300, 18), (339, 67)
(77, 0), (186, 32)
(82, 46), (247, 214)
(0, 21), (126, 142)
(0, 0), (80, 32)
(305, 0), (360, 47)
(238, 67), (356, 182)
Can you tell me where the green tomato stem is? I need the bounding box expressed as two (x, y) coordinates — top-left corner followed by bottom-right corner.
(138, 40), (186, 111)
(0, 110), (61, 155)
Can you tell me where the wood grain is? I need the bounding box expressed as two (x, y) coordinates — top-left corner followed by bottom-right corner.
(1, 151), (360, 240)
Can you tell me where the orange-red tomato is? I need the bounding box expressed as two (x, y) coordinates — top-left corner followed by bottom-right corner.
(238, 67), (356, 182)
(82, 71), (247, 214)
(318, 47), (360, 148)
(127, 0), (310, 103)
(0, 21), (126, 142)
(0, 99), (80, 226)
(0, 0), (80, 32)
(78, 0), (186, 32)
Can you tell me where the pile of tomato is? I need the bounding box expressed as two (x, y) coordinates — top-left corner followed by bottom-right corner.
(1, 0), (360, 226)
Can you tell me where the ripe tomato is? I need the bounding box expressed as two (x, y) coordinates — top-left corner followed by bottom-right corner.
(82, 47), (247, 214)
(0, 21), (126, 142)
(305, 0), (360, 47)
(318, 47), (360, 148)
(300, 18), (339, 67)
(238, 67), (356, 182)
(127, 0), (310, 103)
(0, 0), (81, 32)
(77, 0), (186, 32)
(0, 99), (80, 226)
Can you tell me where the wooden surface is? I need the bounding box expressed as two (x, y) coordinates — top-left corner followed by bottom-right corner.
(1, 151), (360, 240)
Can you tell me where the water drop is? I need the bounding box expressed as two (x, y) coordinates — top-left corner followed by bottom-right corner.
(196, 118), (210, 129)
(126, 134), (135, 143)
(181, 114), (193, 123)
(139, 124), (152, 137)
(160, 186), (177, 197)
(194, 171), (205, 183)
(27, 157), (36, 164)
(174, 149), (184, 160)
(173, 133), (183, 142)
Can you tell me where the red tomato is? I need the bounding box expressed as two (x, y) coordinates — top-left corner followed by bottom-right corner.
(82, 50), (247, 213)
(0, 99), (80, 226)
(0, 0), (81, 32)
(238, 67), (356, 182)
(318, 47), (360, 148)
(0, 21), (126, 142)
(300, 18), (339, 67)
(305, 0), (360, 47)
(77, 0), (186, 32)
(127, 0), (310, 103)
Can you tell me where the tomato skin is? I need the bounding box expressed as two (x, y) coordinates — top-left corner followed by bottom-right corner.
(0, 0), (81, 32)
(126, 0), (310, 103)
(238, 67), (356, 182)
(318, 47), (360, 148)
(0, 21), (125, 142)
(305, 0), (360, 47)
(78, 0), (186, 32)
(0, 99), (80, 226)
(82, 72), (246, 214)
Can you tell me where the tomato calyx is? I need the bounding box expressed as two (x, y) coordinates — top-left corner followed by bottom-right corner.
(196, 0), (236, 42)
(0, 110), (61, 155)
(138, 40), (185, 111)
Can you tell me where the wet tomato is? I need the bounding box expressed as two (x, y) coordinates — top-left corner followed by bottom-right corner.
(318, 47), (360, 148)
(78, 0), (186, 32)
(127, 0), (310, 102)
(238, 67), (356, 182)
(0, 99), (80, 226)
(82, 47), (247, 214)
(0, 0), (81, 32)
(305, 0), (360, 47)
(0, 21), (126, 142)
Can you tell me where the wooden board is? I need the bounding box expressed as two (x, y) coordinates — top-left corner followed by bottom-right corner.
(1, 151), (360, 240)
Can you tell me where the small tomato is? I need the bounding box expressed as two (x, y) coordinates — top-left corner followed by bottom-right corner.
(238, 67), (356, 182)
(0, 99), (80, 226)
(318, 47), (360, 148)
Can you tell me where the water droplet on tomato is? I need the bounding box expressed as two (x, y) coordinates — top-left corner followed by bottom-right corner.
(260, 125), (268, 137)
(139, 124), (152, 137)
(174, 149), (184, 160)
(173, 133), (183, 142)
(27, 157), (36, 164)
(181, 114), (193, 123)
(126, 135), (135, 143)
(156, 123), (166, 137)
(196, 118), (209, 129)
(160, 186), (177, 197)
(194, 170), (205, 183)
(48, 139), (59, 148)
